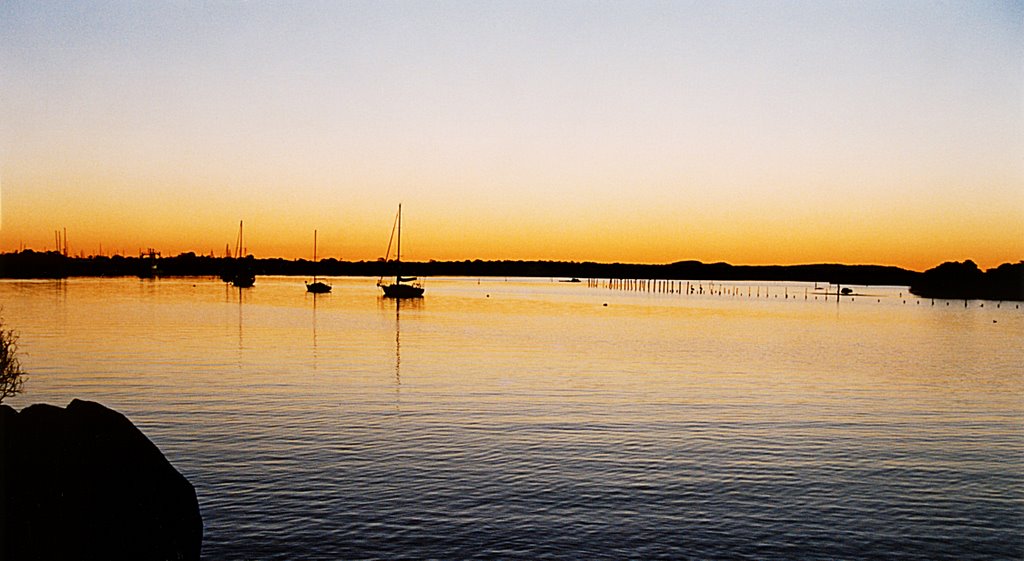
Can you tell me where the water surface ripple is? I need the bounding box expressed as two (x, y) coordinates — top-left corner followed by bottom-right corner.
(3, 277), (1022, 560)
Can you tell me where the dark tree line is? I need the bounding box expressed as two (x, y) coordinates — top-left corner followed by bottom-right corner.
(909, 260), (1023, 301)
(1, 250), (1020, 301)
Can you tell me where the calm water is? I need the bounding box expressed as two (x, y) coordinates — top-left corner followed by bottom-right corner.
(3, 276), (1022, 560)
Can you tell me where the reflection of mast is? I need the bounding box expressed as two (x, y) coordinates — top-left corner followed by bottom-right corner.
(380, 296), (421, 409)
(233, 285), (245, 369)
(394, 299), (401, 409)
(311, 292), (320, 371)
(238, 288), (244, 352)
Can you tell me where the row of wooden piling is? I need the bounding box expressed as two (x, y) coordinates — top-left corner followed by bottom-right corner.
(583, 278), (1020, 308)
(587, 278), (833, 299)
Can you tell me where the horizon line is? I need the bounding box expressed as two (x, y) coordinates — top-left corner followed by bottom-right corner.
(6, 247), (1022, 274)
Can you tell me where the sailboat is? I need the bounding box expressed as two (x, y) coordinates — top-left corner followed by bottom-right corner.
(229, 220), (255, 288)
(305, 229), (332, 293)
(378, 204), (424, 298)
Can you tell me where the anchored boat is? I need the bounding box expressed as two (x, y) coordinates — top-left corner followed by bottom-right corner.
(378, 204), (424, 298)
(305, 229), (332, 294)
(228, 221), (255, 288)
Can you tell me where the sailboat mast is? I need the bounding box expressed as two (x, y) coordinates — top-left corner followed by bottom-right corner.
(313, 229), (318, 283)
(396, 204), (402, 283)
(236, 220), (243, 259)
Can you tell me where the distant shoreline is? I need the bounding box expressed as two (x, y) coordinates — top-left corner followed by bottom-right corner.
(0, 251), (1020, 301)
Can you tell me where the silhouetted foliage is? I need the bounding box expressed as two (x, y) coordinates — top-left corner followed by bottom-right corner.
(910, 260), (1023, 301)
(1, 250), (918, 284)
(0, 249), (68, 278)
(2, 250), (1020, 299)
(0, 316), (25, 404)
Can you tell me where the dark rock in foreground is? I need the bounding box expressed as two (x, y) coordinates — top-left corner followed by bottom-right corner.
(0, 399), (202, 561)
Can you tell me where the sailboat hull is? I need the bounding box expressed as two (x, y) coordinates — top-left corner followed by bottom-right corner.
(231, 273), (255, 288)
(380, 283), (424, 298)
(306, 281), (332, 294)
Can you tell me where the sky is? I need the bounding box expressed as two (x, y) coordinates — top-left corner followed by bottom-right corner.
(1, 1), (1021, 270)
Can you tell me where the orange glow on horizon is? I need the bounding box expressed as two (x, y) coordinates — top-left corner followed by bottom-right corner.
(2, 3), (1020, 275)
(4, 193), (1020, 273)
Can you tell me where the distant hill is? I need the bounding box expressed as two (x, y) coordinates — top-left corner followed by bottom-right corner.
(1, 250), (1020, 301)
(0, 250), (913, 285)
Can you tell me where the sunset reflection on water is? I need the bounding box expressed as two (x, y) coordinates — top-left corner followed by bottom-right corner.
(3, 276), (1022, 560)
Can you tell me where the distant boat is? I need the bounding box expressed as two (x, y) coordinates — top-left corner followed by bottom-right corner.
(305, 229), (332, 294)
(138, 248), (161, 279)
(378, 204), (424, 298)
(231, 270), (255, 289)
(560, 278), (581, 283)
(229, 220), (255, 288)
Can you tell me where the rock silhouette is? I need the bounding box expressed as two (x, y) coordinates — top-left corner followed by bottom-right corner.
(0, 399), (202, 561)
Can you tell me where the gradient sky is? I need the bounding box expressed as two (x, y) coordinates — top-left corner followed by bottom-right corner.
(2, 1), (1021, 270)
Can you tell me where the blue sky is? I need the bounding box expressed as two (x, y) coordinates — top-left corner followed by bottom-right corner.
(2, 1), (1021, 267)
